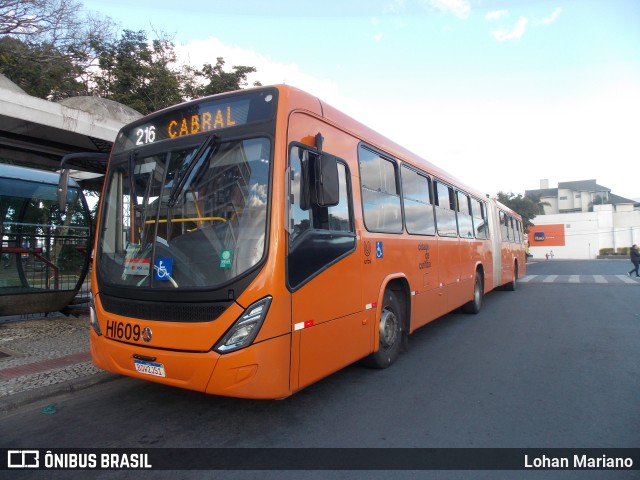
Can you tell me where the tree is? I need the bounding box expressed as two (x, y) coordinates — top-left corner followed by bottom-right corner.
(91, 29), (188, 114)
(496, 192), (547, 232)
(1, 0), (78, 37)
(588, 193), (609, 212)
(92, 29), (164, 114)
(91, 29), (183, 114)
(184, 57), (261, 99)
(1, 2), (261, 110)
(0, 35), (84, 99)
(91, 33), (261, 114)
(1, 0), (118, 99)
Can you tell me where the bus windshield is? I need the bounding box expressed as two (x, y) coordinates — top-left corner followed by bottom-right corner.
(97, 136), (271, 290)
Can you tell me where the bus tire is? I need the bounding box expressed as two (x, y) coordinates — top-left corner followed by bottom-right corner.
(362, 289), (403, 369)
(462, 270), (483, 314)
(504, 262), (518, 291)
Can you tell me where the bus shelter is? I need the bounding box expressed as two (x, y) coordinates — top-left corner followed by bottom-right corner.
(0, 164), (92, 316)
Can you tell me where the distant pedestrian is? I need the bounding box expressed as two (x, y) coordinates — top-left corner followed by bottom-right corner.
(545, 252), (549, 260)
(549, 250), (554, 260)
(628, 245), (640, 277)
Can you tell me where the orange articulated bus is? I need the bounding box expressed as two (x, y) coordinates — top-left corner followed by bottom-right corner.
(74, 85), (525, 399)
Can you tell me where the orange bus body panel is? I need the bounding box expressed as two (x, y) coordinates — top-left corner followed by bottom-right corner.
(91, 330), (219, 392)
(89, 84), (526, 399)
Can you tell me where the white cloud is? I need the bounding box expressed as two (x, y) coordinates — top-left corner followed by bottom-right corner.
(174, 37), (358, 116)
(176, 38), (321, 91)
(541, 7), (562, 25)
(492, 17), (528, 42)
(384, 0), (406, 15)
(488, 7), (559, 43)
(386, 0), (470, 18)
(485, 9), (508, 21)
(373, 32), (384, 42)
(426, 0), (471, 19)
(393, 81), (640, 198)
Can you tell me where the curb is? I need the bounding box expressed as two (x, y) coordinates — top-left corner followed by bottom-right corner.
(0, 371), (120, 415)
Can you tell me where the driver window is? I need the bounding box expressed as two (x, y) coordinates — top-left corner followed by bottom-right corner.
(289, 145), (352, 243)
(287, 144), (355, 289)
(289, 147), (310, 241)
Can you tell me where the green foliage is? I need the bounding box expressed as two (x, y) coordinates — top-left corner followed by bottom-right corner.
(1, 3), (262, 114)
(91, 30), (184, 115)
(0, 35), (85, 99)
(191, 57), (259, 97)
(588, 194), (610, 212)
(56, 243), (85, 272)
(0, 1), (118, 99)
(496, 192), (543, 232)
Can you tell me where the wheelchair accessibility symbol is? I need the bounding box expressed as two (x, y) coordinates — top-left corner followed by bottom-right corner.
(376, 241), (383, 259)
(154, 257), (173, 281)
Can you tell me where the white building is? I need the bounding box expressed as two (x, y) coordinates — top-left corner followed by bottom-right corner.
(525, 180), (640, 259)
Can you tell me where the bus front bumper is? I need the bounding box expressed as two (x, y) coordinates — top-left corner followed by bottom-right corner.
(90, 331), (292, 399)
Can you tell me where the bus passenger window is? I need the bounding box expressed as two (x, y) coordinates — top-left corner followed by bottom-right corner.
(359, 146), (402, 233)
(500, 211), (510, 242)
(401, 166), (435, 235)
(471, 197), (489, 239)
(515, 220), (523, 243)
(434, 181), (457, 237)
(509, 216), (516, 243)
(456, 191), (474, 239)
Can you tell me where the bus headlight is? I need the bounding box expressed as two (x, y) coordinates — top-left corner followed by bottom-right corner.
(214, 296), (272, 354)
(89, 295), (102, 336)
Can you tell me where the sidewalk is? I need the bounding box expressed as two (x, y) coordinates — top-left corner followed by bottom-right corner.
(0, 313), (117, 413)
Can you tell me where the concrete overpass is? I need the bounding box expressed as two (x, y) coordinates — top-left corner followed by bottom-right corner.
(0, 73), (141, 185)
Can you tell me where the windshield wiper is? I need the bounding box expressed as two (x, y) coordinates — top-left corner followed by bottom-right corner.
(167, 134), (219, 208)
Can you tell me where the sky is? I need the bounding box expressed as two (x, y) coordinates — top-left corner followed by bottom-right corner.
(79, 0), (640, 199)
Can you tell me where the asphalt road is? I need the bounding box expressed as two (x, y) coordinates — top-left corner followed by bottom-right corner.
(1, 260), (639, 480)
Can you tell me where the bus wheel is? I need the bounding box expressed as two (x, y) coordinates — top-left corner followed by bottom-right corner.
(463, 270), (483, 314)
(362, 290), (402, 369)
(504, 263), (518, 291)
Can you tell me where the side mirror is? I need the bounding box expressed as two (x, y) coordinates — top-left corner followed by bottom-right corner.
(315, 153), (339, 207)
(295, 134), (340, 210)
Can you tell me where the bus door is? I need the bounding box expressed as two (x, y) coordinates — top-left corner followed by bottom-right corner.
(455, 190), (477, 303)
(434, 181), (461, 308)
(287, 141), (366, 390)
(399, 166), (445, 328)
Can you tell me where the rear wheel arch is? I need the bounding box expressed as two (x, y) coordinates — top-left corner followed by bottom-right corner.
(463, 265), (484, 314)
(504, 259), (518, 291)
(362, 276), (410, 368)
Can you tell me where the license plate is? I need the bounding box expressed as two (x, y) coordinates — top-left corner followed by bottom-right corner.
(133, 359), (166, 377)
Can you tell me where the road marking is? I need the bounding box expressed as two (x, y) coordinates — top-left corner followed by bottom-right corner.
(617, 275), (637, 284)
(519, 274), (640, 284)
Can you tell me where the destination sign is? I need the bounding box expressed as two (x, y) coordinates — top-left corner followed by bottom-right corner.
(113, 90), (276, 153)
